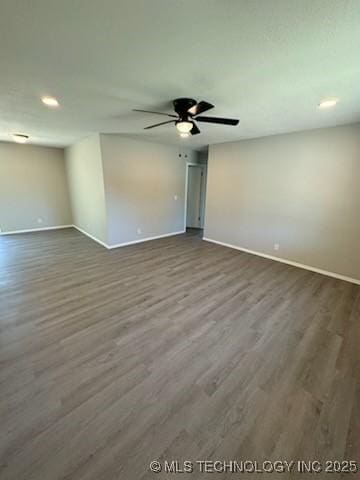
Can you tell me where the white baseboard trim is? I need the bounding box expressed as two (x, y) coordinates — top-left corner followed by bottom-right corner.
(0, 225), (73, 235)
(72, 226), (186, 250)
(107, 230), (186, 249)
(72, 225), (109, 248)
(203, 237), (360, 286)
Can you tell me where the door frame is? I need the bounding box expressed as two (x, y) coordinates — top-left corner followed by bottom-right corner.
(184, 162), (206, 231)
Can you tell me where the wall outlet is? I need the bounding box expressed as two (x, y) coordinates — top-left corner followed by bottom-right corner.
(274, 243), (280, 251)
(37, 217), (43, 224)
(137, 227), (142, 235)
(174, 194), (178, 201)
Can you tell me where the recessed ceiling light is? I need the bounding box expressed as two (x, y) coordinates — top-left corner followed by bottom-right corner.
(12, 133), (29, 143)
(319, 99), (338, 109)
(41, 96), (59, 107)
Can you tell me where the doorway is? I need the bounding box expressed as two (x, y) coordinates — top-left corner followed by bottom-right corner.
(185, 163), (206, 235)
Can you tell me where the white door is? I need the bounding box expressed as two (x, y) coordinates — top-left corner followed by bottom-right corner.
(186, 166), (203, 228)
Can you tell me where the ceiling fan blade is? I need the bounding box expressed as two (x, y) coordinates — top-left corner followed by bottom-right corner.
(196, 116), (239, 126)
(188, 101), (214, 116)
(133, 109), (177, 118)
(144, 120), (176, 130)
(190, 122), (200, 135)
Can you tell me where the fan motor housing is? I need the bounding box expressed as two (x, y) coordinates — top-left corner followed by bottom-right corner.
(173, 98), (197, 117)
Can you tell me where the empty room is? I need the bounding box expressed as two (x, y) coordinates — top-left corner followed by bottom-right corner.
(0, 1), (359, 479)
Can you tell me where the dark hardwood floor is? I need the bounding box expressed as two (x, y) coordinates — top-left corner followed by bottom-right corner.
(0, 228), (359, 479)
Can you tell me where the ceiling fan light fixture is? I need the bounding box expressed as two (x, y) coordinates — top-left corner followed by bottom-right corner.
(176, 120), (193, 134)
(134, 98), (239, 136)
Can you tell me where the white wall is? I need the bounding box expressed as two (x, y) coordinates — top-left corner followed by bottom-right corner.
(198, 149), (208, 228)
(0, 142), (71, 233)
(65, 135), (107, 243)
(204, 123), (360, 281)
(100, 134), (198, 246)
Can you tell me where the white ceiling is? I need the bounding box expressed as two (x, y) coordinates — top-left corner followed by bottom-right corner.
(1, 0), (360, 149)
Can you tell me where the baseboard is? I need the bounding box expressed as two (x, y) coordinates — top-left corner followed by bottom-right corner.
(72, 225), (109, 248)
(0, 225), (73, 235)
(107, 230), (186, 249)
(203, 237), (360, 286)
(73, 226), (186, 250)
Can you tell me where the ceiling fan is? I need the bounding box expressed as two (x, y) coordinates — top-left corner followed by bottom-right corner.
(133, 98), (239, 137)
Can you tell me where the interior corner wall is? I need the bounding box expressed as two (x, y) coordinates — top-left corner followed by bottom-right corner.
(198, 148), (209, 165)
(65, 134), (108, 244)
(99, 134), (199, 247)
(0, 142), (72, 233)
(204, 123), (360, 281)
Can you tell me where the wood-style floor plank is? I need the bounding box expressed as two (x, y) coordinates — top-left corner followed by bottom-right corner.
(0, 228), (359, 479)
